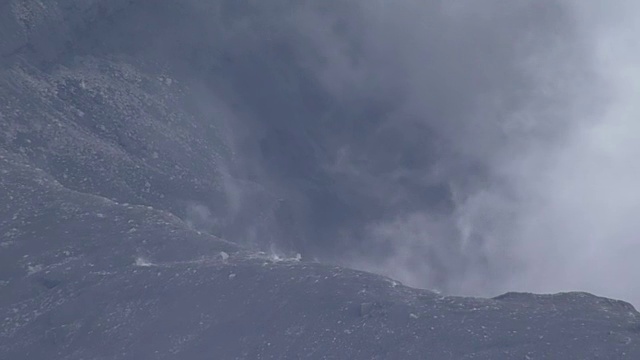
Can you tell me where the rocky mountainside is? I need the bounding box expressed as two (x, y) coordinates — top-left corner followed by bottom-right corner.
(1, 1), (640, 359)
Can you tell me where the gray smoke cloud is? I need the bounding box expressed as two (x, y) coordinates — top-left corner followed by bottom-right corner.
(492, 1), (640, 302)
(270, 0), (640, 304)
(94, 0), (640, 304)
(272, 0), (587, 293)
(328, 0), (640, 304)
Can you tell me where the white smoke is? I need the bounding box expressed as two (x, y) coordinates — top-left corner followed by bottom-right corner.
(133, 0), (640, 304)
(499, 1), (640, 302)
(319, 1), (640, 304)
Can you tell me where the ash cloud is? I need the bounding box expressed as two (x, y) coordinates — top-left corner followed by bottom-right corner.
(91, 0), (640, 304)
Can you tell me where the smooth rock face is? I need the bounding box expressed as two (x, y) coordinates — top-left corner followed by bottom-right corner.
(1, 1), (640, 359)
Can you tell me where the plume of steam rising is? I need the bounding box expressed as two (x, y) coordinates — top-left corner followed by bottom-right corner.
(332, 1), (640, 304)
(157, 0), (640, 304)
(498, 1), (640, 302)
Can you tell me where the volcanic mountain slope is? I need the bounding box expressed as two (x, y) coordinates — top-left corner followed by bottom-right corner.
(2, 147), (640, 359)
(1, 1), (640, 359)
